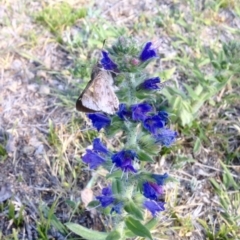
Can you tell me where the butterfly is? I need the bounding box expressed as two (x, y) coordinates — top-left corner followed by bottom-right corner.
(76, 64), (119, 114)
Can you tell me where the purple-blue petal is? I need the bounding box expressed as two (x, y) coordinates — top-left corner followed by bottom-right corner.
(158, 111), (169, 124)
(139, 42), (158, 62)
(82, 149), (105, 169)
(111, 203), (123, 214)
(143, 200), (165, 217)
(143, 115), (164, 134)
(111, 150), (137, 173)
(117, 103), (131, 120)
(140, 77), (160, 90)
(96, 186), (114, 207)
(151, 173), (169, 185)
(155, 128), (177, 147)
(100, 51), (118, 71)
(143, 182), (163, 200)
(131, 102), (153, 121)
(93, 138), (109, 154)
(121, 158), (137, 173)
(96, 195), (114, 207)
(87, 113), (111, 131)
(102, 186), (112, 196)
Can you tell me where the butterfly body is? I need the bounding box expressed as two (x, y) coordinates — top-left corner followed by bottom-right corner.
(76, 65), (119, 114)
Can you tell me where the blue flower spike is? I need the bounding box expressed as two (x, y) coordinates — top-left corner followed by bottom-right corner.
(139, 42), (158, 62)
(87, 113), (111, 131)
(100, 51), (118, 71)
(78, 39), (178, 226)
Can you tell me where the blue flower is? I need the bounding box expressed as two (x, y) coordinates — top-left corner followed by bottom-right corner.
(87, 113), (111, 131)
(111, 150), (137, 173)
(96, 186), (123, 214)
(140, 77), (161, 90)
(155, 128), (177, 147)
(142, 173), (168, 200)
(82, 149), (105, 169)
(96, 186), (114, 207)
(100, 51), (118, 71)
(143, 115), (164, 134)
(111, 203), (123, 214)
(158, 111), (169, 124)
(152, 173), (168, 185)
(131, 102), (153, 121)
(143, 200), (165, 217)
(117, 103), (131, 120)
(143, 182), (163, 200)
(139, 42), (158, 62)
(93, 138), (109, 154)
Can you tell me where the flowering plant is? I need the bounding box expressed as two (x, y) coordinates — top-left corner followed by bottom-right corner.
(67, 38), (177, 239)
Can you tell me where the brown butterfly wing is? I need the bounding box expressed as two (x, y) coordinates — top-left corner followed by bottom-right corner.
(81, 71), (119, 114)
(76, 77), (98, 112)
(76, 65), (102, 112)
(76, 68), (119, 114)
(93, 71), (119, 114)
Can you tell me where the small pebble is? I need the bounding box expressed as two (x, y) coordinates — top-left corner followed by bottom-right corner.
(27, 84), (39, 92)
(39, 85), (50, 95)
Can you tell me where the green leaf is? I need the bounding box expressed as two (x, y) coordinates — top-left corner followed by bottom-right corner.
(192, 67), (205, 81)
(106, 231), (121, 240)
(106, 117), (126, 137)
(0, 144), (7, 156)
(124, 201), (143, 220)
(145, 218), (158, 230)
(112, 179), (124, 195)
(106, 170), (122, 179)
(210, 178), (221, 193)
(0, 144), (7, 161)
(194, 84), (204, 96)
(138, 135), (160, 156)
(41, 204), (67, 234)
(220, 162), (239, 190)
(183, 83), (199, 100)
(87, 200), (100, 208)
(125, 216), (153, 240)
(193, 137), (201, 154)
(65, 223), (108, 240)
(158, 67), (176, 81)
(137, 150), (154, 162)
(179, 107), (194, 126)
(173, 155), (195, 169)
(172, 96), (182, 110)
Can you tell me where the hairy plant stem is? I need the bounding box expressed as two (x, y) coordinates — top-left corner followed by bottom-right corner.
(127, 73), (137, 105)
(125, 73), (138, 148)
